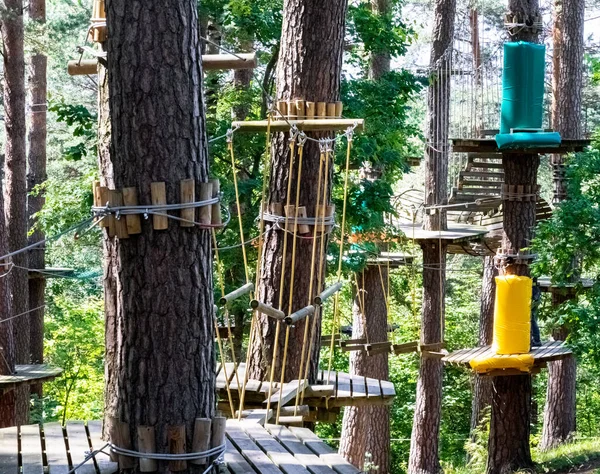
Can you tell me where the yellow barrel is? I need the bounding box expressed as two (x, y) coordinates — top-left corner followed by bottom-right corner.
(492, 275), (532, 354)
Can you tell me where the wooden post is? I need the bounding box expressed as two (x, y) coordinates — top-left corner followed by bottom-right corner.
(122, 187), (142, 235)
(107, 417), (119, 463)
(284, 205), (297, 232)
(93, 181), (106, 227)
(199, 182), (213, 226)
(316, 102), (327, 118)
(326, 204), (335, 232)
(191, 418), (212, 465)
(326, 103), (336, 118)
(278, 101), (288, 118)
(210, 417), (226, 461)
(306, 102), (316, 119)
(288, 100), (298, 119)
(137, 426), (158, 472)
(335, 101), (343, 117)
(209, 179), (222, 226)
(297, 206), (310, 234)
(180, 179), (196, 228)
(168, 425), (187, 472)
(111, 190), (129, 239)
(270, 202), (283, 217)
(99, 186), (111, 230)
(117, 421), (136, 469)
(296, 100), (306, 119)
(150, 182), (168, 230)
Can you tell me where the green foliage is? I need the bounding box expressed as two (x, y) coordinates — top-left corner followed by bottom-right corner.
(49, 102), (97, 161)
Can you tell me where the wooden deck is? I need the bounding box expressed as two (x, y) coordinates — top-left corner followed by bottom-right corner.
(0, 420), (361, 474)
(395, 222), (488, 245)
(217, 363), (395, 414)
(0, 364), (62, 395)
(444, 340), (572, 375)
(451, 138), (590, 154)
(537, 277), (595, 293)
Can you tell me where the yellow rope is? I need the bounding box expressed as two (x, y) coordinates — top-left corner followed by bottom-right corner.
(265, 133), (298, 420)
(212, 230), (241, 398)
(303, 145), (332, 394)
(276, 140), (306, 424)
(228, 140), (251, 284)
(294, 149), (325, 412)
(354, 270), (370, 344)
(238, 111), (273, 419)
(326, 133), (353, 383)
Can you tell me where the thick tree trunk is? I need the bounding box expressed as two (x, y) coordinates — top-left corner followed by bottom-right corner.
(339, 267), (390, 472)
(27, 0), (48, 398)
(247, 0), (348, 383)
(470, 257), (496, 435)
(540, 0), (584, 450)
(2, 0), (30, 425)
(368, 0), (391, 80)
(102, 3), (215, 471)
(0, 156), (17, 428)
(233, 39), (254, 120)
(408, 1), (454, 473)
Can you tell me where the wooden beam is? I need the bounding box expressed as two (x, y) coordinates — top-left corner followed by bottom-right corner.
(232, 119), (364, 133)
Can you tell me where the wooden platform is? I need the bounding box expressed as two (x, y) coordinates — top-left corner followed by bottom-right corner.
(0, 364), (63, 395)
(537, 277), (595, 293)
(444, 340), (572, 375)
(451, 138), (590, 154)
(396, 222), (488, 245)
(231, 119), (364, 133)
(217, 363), (395, 414)
(365, 252), (414, 268)
(1, 420), (361, 474)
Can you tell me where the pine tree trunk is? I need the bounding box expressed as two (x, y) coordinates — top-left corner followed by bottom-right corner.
(339, 267), (390, 472)
(233, 39), (254, 120)
(408, 1), (454, 472)
(27, 0), (47, 398)
(2, 0), (30, 425)
(247, 0), (348, 383)
(368, 0), (391, 81)
(102, 3), (215, 471)
(470, 257), (496, 435)
(540, 0), (584, 450)
(0, 155), (17, 428)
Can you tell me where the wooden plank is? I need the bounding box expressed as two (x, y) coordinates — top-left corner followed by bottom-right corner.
(242, 423), (310, 474)
(348, 374), (367, 401)
(379, 379), (395, 399)
(21, 425), (44, 474)
(226, 420), (283, 474)
(87, 421), (118, 474)
(225, 438), (257, 474)
(232, 119), (364, 133)
(266, 424), (336, 474)
(0, 364), (63, 389)
(334, 372), (351, 401)
(288, 427), (361, 474)
(266, 380), (309, 407)
(43, 423), (70, 474)
(66, 421), (96, 474)
(0, 426), (19, 474)
(365, 375), (382, 399)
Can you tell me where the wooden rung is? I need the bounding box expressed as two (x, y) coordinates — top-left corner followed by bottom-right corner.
(150, 182), (168, 230)
(231, 119), (364, 133)
(314, 282), (343, 305)
(220, 282), (254, 306)
(341, 344), (366, 353)
(285, 305), (315, 325)
(202, 53), (257, 71)
(67, 59), (98, 76)
(340, 338), (366, 347)
(367, 345), (392, 356)
(393, 341), (419, 355)
(274, 416), (304, 425)
(250, 300), (285, 320)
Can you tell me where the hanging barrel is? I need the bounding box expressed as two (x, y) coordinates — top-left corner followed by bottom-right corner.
(492, 275), (532, 354)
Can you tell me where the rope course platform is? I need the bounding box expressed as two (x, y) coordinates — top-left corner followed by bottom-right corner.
(395, 222), (488, 245)
(443, 340), (572, 376)
(451, 138), (590, 154)
(216, 363), (395, 416)
(231, 119), (364, 133)
(0, 420), (361, 474)
(536, 277), (595, 293)
(365, 252), (414, 268)
(0, 364), (63, 395)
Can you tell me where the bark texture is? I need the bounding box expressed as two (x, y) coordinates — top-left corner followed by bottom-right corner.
(247, 0), (348, 383)
(27, 0), (48, 396)
(102, 3), (215, 471)
(0, 156), (17, 428)
(470, 257), (497, 435)
(339, 267), (390, 472)
(540, 0), (584, 450)
(368, 0), (391, 80)
(408, 1), (454, 472)
(2, 0), (30, 425)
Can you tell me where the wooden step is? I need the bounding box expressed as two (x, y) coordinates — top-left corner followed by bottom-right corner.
(467, 152), (503, 159)
(460, 171), (504, 180)
(456, 187), (501, 195)
(467, 161), (503, 171)
(459, 180), (503, 189)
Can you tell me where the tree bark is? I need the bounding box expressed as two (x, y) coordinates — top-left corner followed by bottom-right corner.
(2, 0), (30, 425)
(233, 39), (254, 120)
(408, 1), (454, 472)
(27, 0), (48, 398)
(339, 267), (390, 472)
(247, 0), (348, 383)
(368, 0), (391, 81)
(0, 156), (17, 428)
(487, 3), (540, 471)
(540, 0), (584, 450)
(102, 3), (215, 471)
(470, 257), (496, 435)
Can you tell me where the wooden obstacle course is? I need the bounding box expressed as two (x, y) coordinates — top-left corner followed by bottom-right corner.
(0, 364), (62, 395)
(443, 340), (572, 376)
